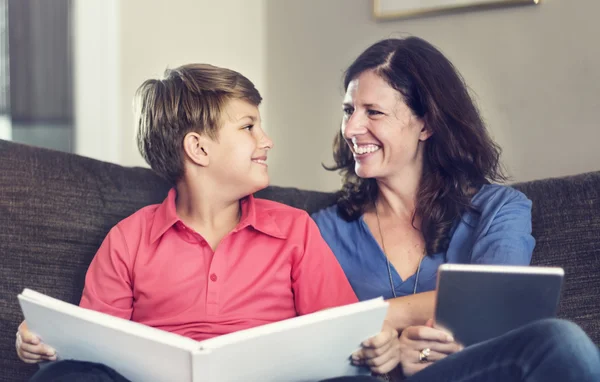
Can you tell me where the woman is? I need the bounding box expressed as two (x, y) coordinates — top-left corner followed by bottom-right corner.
(313, 37), (599, 381)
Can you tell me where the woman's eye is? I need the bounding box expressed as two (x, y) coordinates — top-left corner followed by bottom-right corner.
(367, 109), (383, 116)
(343, 107), (354, 116)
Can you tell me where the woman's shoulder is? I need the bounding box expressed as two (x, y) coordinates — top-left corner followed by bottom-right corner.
(311, 204), (345, 229)
(311, 204), (364, 237)
(472, 184), (532, 212)
(461, 184), (533, 234)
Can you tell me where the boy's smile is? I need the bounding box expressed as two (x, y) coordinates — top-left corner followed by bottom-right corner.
(251, 155), (268, 166)
(204, 99), (273, 197)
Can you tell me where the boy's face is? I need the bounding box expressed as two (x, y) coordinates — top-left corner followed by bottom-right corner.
(207, 99), (273, 197)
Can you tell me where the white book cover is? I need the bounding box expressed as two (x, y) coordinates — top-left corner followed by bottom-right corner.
(19, 289), (389, 382)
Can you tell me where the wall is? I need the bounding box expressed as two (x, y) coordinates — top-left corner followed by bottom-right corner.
(74, 0), (266, 167)
(118, 0), (267, 167)
(265, 0), (600, 191)
(74, 0), (600, 191)
(73, 0), (121, 163)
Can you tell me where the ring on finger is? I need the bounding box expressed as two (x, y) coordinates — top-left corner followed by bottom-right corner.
(418, 348), (431, 363)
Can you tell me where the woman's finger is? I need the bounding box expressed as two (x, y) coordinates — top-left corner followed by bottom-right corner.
(407, 339), (462, 356)
(362, 322), (398, 349)
(404, 348), (449, 364)
(370, 355), (403, 375)
(402, 325), (454, 343)
(401, 361), (430, 378)
(358, 337), (393, 360)
(362, 342), (395, 367)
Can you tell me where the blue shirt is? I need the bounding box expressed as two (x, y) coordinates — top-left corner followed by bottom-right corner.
(311, 185), (535, 301)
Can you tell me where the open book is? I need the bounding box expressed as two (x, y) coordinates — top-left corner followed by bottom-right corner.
(18, 289), (388, 382)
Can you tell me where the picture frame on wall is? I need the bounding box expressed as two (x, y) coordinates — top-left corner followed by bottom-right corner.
(373, 0), (540, 20)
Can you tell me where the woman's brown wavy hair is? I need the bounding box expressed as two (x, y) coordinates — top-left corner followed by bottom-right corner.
(326, 37), (506, 255)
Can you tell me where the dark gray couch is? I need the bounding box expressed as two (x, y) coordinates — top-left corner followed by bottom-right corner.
(1, 139), (599, 381)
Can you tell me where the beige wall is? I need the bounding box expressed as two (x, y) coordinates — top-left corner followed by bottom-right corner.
(75, 0), (600, 191)
(75, 0), (267, 167)
(73, 0), (121, 163)
(265, 0), (600, 191)
(118, 0), (267, 167)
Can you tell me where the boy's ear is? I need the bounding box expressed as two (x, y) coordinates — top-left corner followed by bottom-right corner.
(183, 132), (210, 167)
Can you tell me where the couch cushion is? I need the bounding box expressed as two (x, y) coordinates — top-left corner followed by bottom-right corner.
(513, 172), (600, 346)
(0, 140), (173, 378)
(0, 140), (338, 380)
(1, 138), (599, 380)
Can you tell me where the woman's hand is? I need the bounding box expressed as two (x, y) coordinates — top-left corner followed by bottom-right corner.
(351, 320), (402, 374)
(15, 321), (57, 363)
(398, 319), (463, 377)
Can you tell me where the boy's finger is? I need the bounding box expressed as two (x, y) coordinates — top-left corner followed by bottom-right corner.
(19, 349), (43, 361)
(20, 342), (55, 357)
(19, 341), (42, 354)
(19, 330), (40, 345)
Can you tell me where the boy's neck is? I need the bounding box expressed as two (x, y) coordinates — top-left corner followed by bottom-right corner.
(174, 182), (241, 250)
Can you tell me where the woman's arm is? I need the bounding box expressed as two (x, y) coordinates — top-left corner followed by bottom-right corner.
(387, 189), (535, 331)
(386, 291), (436, 331)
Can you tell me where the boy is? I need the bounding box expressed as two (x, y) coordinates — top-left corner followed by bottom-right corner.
(16, 64), (399, 380)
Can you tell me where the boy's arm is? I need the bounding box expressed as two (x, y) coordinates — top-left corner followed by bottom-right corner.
(79, 225), (134, 320)
(291, 214), (359, 315)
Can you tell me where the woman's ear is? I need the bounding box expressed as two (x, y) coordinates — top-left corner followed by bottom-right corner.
(183, 132), (210, 167)
(419, 124), (433, 141)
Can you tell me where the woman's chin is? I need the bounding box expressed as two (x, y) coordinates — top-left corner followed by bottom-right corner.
(354, 165), (378, 180)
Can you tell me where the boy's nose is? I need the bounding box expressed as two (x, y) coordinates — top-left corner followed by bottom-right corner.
(261, 132), (274, 150)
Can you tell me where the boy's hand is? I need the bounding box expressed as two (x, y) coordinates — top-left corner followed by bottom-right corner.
(15, 321), (57, 363)
(351, 320), (401, 374)
(397, 319), (463, 377)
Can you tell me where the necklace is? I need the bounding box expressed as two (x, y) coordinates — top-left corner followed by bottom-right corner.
(374, 202), (426, 298)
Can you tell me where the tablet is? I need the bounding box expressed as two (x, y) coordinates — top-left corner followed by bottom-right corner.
(434, 264), (564, 347)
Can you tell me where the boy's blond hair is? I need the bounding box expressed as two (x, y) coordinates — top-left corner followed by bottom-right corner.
(135, 64), (262, 184)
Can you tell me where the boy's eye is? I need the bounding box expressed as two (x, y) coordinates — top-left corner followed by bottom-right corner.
(243, 125), (254, 131)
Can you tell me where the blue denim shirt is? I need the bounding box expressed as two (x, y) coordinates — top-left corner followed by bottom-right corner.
(311, 185), (535, 301)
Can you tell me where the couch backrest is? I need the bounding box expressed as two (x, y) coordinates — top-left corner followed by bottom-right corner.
(0, 140), (169, 379)
(1, 139), (598, 380)
(513, 174), (600, 345)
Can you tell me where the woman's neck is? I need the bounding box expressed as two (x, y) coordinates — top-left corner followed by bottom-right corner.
(375, 163), (422, 221)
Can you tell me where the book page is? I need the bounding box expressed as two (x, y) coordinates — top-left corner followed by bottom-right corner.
(19, 289), (198, 382)
(193, 298), (389, 382)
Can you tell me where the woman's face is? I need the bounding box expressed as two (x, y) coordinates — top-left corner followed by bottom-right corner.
(341, 70), (430, 181)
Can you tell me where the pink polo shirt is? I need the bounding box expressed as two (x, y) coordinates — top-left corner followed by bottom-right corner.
(80, 188), (358, 341)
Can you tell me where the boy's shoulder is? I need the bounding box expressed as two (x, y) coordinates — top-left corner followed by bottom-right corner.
(111, 197), (316, 241)
(113, 202), (163, 234)
(253, 197), (310, 220)
(252, 198), (314, 238)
